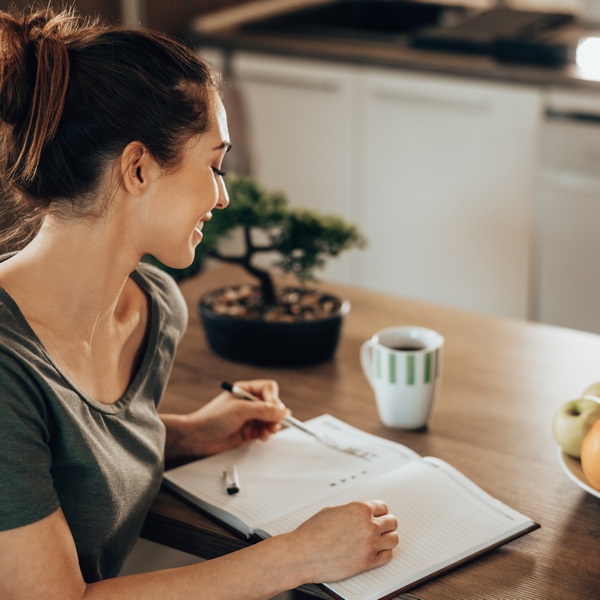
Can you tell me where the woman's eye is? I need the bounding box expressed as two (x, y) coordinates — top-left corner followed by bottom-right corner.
(212, 167), (226, 178)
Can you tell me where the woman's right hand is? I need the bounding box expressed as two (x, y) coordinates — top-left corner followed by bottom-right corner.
(289, 500), (399, 584)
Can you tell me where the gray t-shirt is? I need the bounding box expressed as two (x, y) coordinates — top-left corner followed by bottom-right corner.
(0, 259), (188, 582)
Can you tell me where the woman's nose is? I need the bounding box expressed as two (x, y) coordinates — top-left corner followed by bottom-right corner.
(216, 176), (229, 209)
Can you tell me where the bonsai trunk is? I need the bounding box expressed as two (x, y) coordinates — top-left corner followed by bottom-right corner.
(210, 225), (278, 307)
(242, 260), (277, 306)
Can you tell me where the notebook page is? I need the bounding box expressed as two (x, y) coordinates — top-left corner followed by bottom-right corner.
(163, 415), (419, 534)
(259, 458), (535, 600)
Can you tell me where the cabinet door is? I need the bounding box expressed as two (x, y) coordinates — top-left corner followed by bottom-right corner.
(534, 99), (600, 334)
(230, 52), (358, 283)
(358, 69), (541, 318)
(535, 169), (600, 333)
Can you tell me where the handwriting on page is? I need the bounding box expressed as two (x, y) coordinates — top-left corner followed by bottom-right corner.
(316, 419), (381, 461)
(328, 470), (369, 487)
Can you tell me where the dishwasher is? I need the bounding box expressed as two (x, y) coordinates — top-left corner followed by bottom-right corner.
(534, 89), (600, 334)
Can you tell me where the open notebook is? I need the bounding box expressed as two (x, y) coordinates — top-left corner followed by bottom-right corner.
(163, 415), (539, 600)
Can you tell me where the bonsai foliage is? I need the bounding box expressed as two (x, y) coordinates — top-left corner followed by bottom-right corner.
(208, 175), (367, 306)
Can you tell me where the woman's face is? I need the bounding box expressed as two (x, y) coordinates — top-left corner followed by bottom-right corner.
(144, 95), (230, 269)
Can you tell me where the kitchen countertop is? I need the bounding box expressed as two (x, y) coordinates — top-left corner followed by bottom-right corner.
(186, 1), (600, 92)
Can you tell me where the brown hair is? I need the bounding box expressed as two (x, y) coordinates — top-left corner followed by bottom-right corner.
(0, 7), (221, 250)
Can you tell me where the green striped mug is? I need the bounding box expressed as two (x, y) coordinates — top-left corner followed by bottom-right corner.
(360, 326), (443, 429)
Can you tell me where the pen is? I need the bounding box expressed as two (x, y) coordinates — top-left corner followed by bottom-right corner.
(221, 381), (372, 460)
(223, 464), (240, 495)
(221, 381), (318, 437)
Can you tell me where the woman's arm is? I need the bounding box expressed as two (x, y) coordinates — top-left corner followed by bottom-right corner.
(160, 379), (288, 460)
(0, 502), (398, 600)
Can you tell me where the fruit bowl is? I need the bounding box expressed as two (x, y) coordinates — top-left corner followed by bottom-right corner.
(557, 448), (600, 499)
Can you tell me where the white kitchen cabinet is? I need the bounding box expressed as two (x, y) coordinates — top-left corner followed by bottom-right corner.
(229, 52), (359, 284)
(222, 51), (543, 318)
(533, 90), (600, 334)
(357, 69), (542, 319)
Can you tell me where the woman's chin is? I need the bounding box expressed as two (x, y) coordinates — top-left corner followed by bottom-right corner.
(155, 251), (196, 271)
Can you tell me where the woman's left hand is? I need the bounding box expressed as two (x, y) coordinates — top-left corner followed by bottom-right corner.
(160, 379), (289, 460)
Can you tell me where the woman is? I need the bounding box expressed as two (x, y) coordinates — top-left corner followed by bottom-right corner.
(0, 7), (398, 599)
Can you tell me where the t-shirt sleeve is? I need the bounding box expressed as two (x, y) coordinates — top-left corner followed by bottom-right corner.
(0, 354), (59, 530)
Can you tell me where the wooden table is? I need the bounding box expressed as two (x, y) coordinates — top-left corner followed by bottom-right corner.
(142, 263), (600, 599)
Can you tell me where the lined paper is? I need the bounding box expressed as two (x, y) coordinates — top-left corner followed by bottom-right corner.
(163, 415), (536, 600)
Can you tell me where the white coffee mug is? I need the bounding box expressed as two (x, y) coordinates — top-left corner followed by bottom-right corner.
(360, 326), (444, 429)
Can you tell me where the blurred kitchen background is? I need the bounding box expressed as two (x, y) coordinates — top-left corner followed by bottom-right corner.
(4, 1), (600, 595)
(3, 0), (600, 338)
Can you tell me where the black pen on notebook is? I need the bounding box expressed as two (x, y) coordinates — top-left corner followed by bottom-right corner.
(220, 381), (372, 460)
(223, 464), (240, 495)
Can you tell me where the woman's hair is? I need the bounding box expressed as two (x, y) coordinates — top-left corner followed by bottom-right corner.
(0, 7), (221, 250)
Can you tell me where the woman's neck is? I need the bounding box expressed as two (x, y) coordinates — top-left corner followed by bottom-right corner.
(0, 210), (143, 343)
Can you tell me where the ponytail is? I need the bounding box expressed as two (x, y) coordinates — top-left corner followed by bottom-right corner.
(1, 9), (78, 182)
(19, 31), (70, 182)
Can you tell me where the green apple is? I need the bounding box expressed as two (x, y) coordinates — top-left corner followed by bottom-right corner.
(582, 381), (600, 398)
(552, 396), (600, 458)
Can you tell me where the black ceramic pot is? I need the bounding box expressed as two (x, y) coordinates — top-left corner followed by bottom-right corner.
(199, 286), (350, 366)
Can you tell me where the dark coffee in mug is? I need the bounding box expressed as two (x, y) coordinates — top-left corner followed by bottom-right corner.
(389, 343), (427, 352)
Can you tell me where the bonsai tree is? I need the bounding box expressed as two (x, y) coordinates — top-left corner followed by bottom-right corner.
(164, 175), (368, 364)
(205, 174), (367, 308)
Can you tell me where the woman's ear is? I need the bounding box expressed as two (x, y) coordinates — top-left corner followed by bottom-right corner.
(121, 141), (153, 196)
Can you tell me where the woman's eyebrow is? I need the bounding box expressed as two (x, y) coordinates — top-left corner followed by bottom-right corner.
(214, 141), (232, 153)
